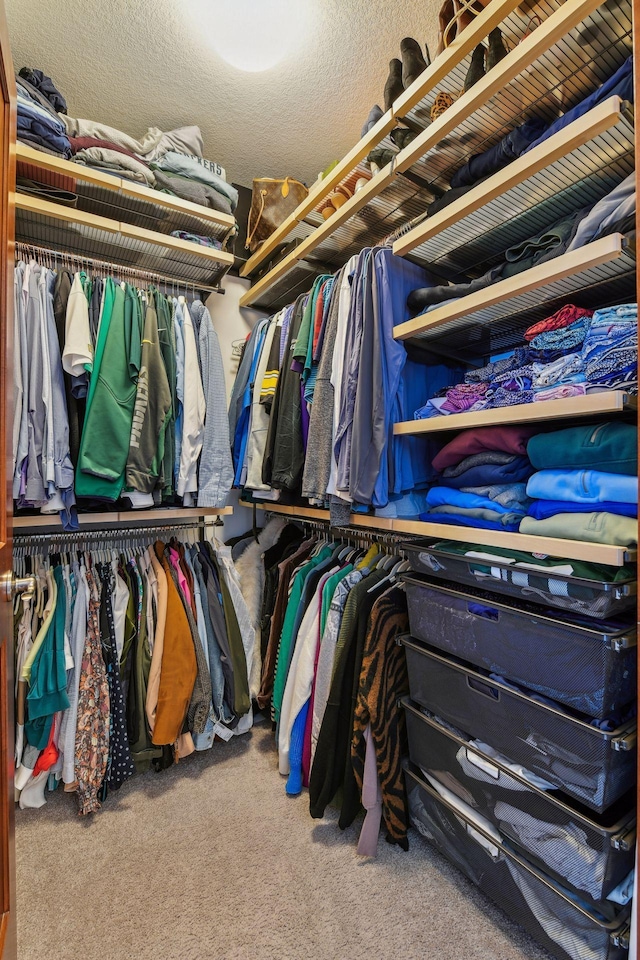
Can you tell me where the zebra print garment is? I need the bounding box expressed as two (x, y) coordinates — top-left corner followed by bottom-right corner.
(351, 585), (410, 849)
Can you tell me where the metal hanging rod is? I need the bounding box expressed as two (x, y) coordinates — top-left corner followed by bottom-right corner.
(14, 520), (204, 547)
(14, 241), (223, 297)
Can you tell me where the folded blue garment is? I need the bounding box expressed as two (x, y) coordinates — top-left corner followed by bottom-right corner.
(525, 57), (633, 154)
(439, 456), (533, 489)
(450, 116), (548, 189)
(427, 486), (526, 516)
(527, 470), (638, 505)
(528, 499), (637, 520)
(419, 511), (522, 532)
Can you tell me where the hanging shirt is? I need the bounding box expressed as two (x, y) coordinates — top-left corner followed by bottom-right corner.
(176, 297), (205, 501)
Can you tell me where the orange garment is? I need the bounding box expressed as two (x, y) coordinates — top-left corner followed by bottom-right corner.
(151, 541), (197, 746)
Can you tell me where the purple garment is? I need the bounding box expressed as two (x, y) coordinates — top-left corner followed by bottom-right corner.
(442, 383), (489, 412)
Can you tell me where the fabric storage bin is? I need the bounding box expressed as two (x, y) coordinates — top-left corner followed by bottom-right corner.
(402, 698), (636, 902)
(402, 574), (636, 719)
(404, 762), (631, 960)
(401, 638), (637, 812)
(403, 539), (636, 620)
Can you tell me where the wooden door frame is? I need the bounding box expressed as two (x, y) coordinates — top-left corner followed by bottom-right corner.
(0, 0), (15, 955)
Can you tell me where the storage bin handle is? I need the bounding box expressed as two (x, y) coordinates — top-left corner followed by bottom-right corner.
(465, 823), (501, 861)
(467, 676), (500, 701)
(611, 824), (636, 852)
(464, 748), (501, 780)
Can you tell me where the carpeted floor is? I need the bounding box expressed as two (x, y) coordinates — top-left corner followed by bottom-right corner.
(16, 724), (551, 960)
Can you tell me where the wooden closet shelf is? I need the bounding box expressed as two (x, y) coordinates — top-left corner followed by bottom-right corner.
(393, 98), (634, 274)
(14, 194), (233, 289)
(393, 234), (636, 355)
(394, 391), (636, 436)
(239, 0), (632, 310)
(240, 0), (528, 279)
(390, 520), (636, 567)
(16, 143), (236, 243)
(239, 500), (396, 531)
(13, 506), (233, 531)
(238, 502), (634, 565)
(393, 390), (638, 436)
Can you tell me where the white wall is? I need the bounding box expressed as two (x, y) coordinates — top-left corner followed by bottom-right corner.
(206, 275), (267, 540)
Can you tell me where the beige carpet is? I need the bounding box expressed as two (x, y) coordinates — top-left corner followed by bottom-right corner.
(16, 724), (551, 960)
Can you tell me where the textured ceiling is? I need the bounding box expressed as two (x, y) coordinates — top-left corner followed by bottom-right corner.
(6, 0), (443, 189)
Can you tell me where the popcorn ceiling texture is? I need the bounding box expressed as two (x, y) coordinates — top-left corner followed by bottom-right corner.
(6, 0), (443, 189)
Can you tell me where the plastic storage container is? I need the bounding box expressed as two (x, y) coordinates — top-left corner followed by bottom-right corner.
(402, 574), (636, 719)
(402, 698), (636, 902)
(404, 762), (631, 960)
(403, 538), (636, 620)
(401, 638), (637, 812)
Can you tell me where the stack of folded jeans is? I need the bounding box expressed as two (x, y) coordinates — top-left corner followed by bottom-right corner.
(521, 422), (638, 546)
(419, 426), (535, 531)
(17, 82), (71, 158)
(580, 303), (638, 394)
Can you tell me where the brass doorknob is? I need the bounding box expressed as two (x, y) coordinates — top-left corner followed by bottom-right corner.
(1, 573), (36, 602)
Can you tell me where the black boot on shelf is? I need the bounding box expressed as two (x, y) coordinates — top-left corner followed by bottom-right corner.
(464, 43), (486, 92)
(384, 58), (404, 111)
(486, 27), (508, 71)
(401, 37), (428, 89)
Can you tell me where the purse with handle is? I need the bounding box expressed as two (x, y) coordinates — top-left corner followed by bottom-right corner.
(245, 176), (308, 252)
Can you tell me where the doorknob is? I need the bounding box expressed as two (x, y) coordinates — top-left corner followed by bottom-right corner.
(1, 573), (36, 602)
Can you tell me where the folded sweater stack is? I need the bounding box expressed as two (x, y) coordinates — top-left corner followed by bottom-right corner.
(522, 422), (638, 547)
(419, 426), (535, 532)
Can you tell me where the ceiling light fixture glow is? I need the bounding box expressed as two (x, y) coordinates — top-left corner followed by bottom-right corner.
(185, 0), (313, 73)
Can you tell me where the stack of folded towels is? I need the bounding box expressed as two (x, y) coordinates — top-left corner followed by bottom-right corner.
(415, 302), (638, 420)
(521, 422), (638, 547)
(419, 425), (535, 531)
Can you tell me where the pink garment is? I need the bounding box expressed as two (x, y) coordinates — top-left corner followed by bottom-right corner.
(534, 383), (587, 402)
(302, 571), (335, 787)
(524, 304), (593, 342)
(441, 382), (489, 413)
(432, 425), (537, 471)
(357, 724), (383, 857)
(168, 548), (191, 607)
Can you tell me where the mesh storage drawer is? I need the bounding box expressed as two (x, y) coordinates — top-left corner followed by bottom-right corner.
(403, 698), (636, 902)
(404, 763), (630, 960)
(401, 638), (637, 812)
(403, 539), (636, 620)
(403, 574), (637, 719)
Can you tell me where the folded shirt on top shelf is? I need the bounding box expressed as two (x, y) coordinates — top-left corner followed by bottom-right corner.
(534, 384), (587, 402)
(73, 147), (156, 186)
(432, 425), (536, 472)
(581, 303), (638, 394)
(526, 469), (638, 504)
(527, 422), (637, 474)
(520, 512), (637, 546)
(153, 169), (234, 216)
(439, 455), (534, 489)
(17, 90), (71, 157)
(151, 152), (238, 211)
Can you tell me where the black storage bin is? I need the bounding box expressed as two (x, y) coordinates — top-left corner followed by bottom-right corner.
(401, 638), (637, 812)
(403, 698), (636, 902)
(404, 763), (631, 960)
(402, 574), (636, 719)
(403, 538), (636, 620)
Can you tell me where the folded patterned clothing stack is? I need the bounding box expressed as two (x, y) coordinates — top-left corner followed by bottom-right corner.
(580, 303), (638, 394)
(17, 68), (71, 158)
(522, 422), (638, 546)
(419, 426), (535, 531)
(414, 305), (595, 419)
